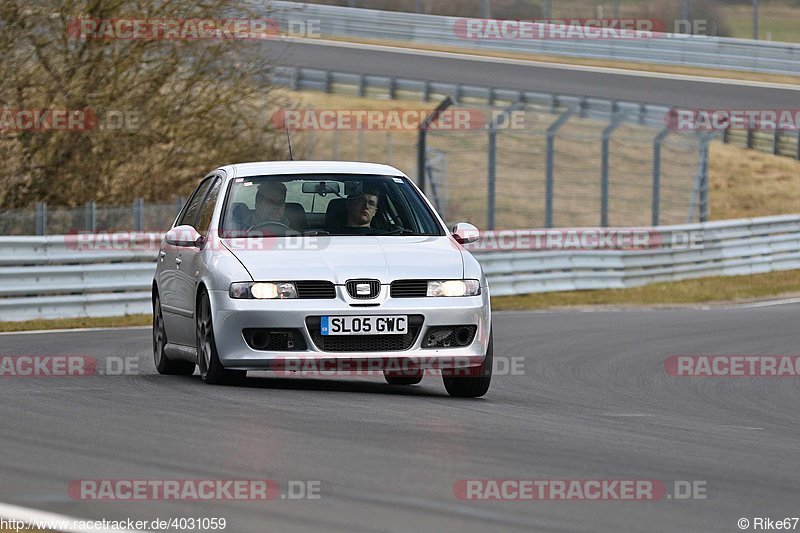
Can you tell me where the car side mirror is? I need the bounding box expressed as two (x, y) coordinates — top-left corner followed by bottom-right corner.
(165, 225), (203, 248)
(451, 222), (480, 245)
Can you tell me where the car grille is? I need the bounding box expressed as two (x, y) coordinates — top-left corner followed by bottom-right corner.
(305, 315), (424, 352)
(243, 329), (308, 351)
(390, 280), (428, 298)
(346, 279), (381, 299)
(295, 281), (336, 299)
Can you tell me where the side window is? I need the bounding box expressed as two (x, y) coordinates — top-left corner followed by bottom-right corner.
(178, 178), (213, 227)
(195, 178), (222, 235)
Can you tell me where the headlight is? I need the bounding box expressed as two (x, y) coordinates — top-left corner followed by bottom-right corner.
(229, 282), (298, 299)
(426, 280), (481, 297)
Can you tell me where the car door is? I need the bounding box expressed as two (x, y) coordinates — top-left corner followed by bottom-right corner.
(172, 175), (223, 346)
(159, 176), (215, 346)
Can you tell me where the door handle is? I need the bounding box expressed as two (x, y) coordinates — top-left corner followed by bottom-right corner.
(175, 257), (182, 268)
(159, 251), (166, 260)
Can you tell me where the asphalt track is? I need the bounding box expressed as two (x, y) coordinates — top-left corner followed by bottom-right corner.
(1, 305), (799, 532)
(262, 39), (800, 109)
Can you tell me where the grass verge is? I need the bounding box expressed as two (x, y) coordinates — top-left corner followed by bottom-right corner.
(0, 314), (150, 333)
(492, 269), (800, 310)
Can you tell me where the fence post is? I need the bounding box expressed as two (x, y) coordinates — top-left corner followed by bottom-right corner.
(84, 201), (96, 233)
(652, 127), (670, 227)
(133, 198), (144, 231)
(35, 202), (47, 236)
(332, 129), (339, 160)
(487, 125), (497, 231)
(773, 129), (781, 155)
(601, 111), (626, 227)
(699, 134), (712, 222)
(746, 127), (754, 149)
(417, 97), (453, 194)
(797, 131), (800, 160)
(545, 107), (576, 228)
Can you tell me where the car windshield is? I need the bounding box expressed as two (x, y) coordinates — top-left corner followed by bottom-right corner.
(219, 174), (446, 238)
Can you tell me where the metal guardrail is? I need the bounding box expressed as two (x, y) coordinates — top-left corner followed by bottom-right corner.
(1, 215), (799, 321)
(271, 1), (800, 76)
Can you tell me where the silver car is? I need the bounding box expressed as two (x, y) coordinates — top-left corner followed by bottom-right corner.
(152, 161), (492, 397)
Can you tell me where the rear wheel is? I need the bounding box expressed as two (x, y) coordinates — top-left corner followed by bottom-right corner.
(153, 294), (195, 376)
(384, 370), (424, 386)
(196, 290), (245, 385)
(442, 331), (493, 398)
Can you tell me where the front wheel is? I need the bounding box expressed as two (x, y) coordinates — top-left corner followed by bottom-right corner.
(153, 294), (195, 376)
(196, 290), (245, 385)
(442, 331), (492, 398)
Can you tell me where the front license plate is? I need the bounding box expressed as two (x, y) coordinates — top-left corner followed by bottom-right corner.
(321, 315), (408, 336)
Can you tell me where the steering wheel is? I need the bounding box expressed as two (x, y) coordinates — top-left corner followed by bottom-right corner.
(246, 221), (294, 235)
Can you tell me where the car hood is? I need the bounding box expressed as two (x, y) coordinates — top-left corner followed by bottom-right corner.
(222, 236), (465, 284)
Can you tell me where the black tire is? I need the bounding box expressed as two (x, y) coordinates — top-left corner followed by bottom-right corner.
(196, 290), (246, 385)
(384, 370), (424, 386)
(442, 331), (493, 398)
(153, 294), (196, 376)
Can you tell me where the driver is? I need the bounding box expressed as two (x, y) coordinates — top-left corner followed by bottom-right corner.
(345, 189), (379, 228)
(249, 181), (290, 229)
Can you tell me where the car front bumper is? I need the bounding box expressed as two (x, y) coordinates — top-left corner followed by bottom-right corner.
(207, 288), (492, 372)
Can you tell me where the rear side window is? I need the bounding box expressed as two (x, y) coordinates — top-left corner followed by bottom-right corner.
(195, 178), (222, 235)
(178, 178), (213, 227)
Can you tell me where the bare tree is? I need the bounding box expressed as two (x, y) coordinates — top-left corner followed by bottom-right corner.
(0, 0), (288, 208)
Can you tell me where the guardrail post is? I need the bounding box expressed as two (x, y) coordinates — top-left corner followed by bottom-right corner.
(487, 88), (495, 106)
(84, 201), (96, 233)
(422, 81), (431, 102)
(388, 77), (397, 99)
(652, 127), (670, 227)
(797, 131), (800, 160)
(324, 71), (333, 94)
(773, 129), (781, 155)
(417, 97), (454, 193)
(545, 107), (576, 228)
(35, 202), (47, 236)
(454, 84), (463, 103)
(601, 111), (626, 227)
(746, 128), (754, 149)
(358, 74), (367, 97)
(579, 97), (588, 119)
(292, 68), (300, 91)
(723, 127), (730, 145)
(639, 104), (647, 126)
(133, 198), (144, 231)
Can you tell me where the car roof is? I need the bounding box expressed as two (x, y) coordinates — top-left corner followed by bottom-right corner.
(221, 161), (407, 179)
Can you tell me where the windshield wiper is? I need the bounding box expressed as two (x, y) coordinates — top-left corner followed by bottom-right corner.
(379, 229), (417, 236)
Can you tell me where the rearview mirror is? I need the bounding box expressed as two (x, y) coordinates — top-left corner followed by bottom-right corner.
(301, 181), (341, 195)
(452, 223), (480, 245)
(165, 225), (203, 248)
